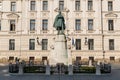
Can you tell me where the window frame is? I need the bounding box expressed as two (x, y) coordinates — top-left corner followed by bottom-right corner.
(30, 19), (35, 31)
(29, 39), (35, 50)
(43, 1), (48, 11)
(88, 0), (93, 10)
(0, 20), (1, 31)
(75, 0), (80, 11)
(75, 19), (81, 30)
(42, 39), (48, 50)
(11, 2), (16, 12)
(88, 19), (93, 30)
(10, 20), (16, 31)
(75, 39), (81, 50)
(30, 1), (36, 11)
(108, 20), (114, 31)
(109, 39), (114, 50)
(108, 1), (113, 11)
(9, 39), (15, 50)
(59, 0), (64, 11)
(42, 19), (48, 30)
(88, 39), (94, 50)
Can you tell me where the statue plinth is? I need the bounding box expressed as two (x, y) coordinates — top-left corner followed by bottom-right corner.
(50, 34), (68, 65)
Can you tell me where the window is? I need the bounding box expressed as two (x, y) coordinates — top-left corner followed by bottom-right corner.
(110, 56), (115, 61)
(76, 56), (81, 61)
(42, 56), (47, 61)
(75, 19), (81, 30)
(29, 57), (35, 61)
(43, 1), (48, 10)
(75, 39), (81, 50)
(9, 56), (14, 61)
(0, 2), (2, 11)
(29, 39), (35, 50)
(11, 2), (16, 11)
(30, 1), (35, 11)
(42, 19), (48, 30)
(88, 0), (93, 10)
(88, 39), (94, 50)
(59, 1), (64, 11)
(108, 1), (113, 11)
(75, 0), (80, 11)
(108, 20), (114, 31)
(30, 19), (35, 31)
(89, 56), (94, 61)
(9, 39), (15, 50)
(42, 39), (48, 50)
(109, 39), (114, 50)
(10, 20), (15, 31)
(88, 19), (93, 30)
(0, 20), (1, 31)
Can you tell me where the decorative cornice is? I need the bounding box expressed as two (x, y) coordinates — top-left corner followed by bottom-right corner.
(7, 13), (20, 19)
(105, 12), (118, 18)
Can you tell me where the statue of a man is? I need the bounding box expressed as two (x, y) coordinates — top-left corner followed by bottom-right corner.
(53, 11), (65, 34)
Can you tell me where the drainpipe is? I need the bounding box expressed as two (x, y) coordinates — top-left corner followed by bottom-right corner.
(101, 0), (105, 63)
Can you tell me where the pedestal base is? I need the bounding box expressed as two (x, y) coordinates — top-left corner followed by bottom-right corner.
(50, 34), (68, 65)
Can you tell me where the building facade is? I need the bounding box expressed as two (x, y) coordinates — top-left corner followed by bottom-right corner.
(0, 0), (120, 63)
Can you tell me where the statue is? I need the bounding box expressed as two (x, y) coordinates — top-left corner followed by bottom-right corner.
(53, 11), (66, 34)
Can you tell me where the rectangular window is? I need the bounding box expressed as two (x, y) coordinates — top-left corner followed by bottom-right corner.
(30, 1), (35, 11)
(29, 39), (35, 50)
(43, 1), (48, 10)
(109, 39), (114, 50)
(88, 0), (93, 10)
(89, 56), (94, 61)
(75, 0), (80, 11)
(88, 19), (93, 30)
(9, 39), (15, 50)
(76, 56), (81, 61)
(108, 1), (113, 11)
(42, 19), (48, 30)
(75, 19), (81, 30)
(110, 56), (115, 61)
(30, 19), (35, 31)
(42, 39), (48, 50)
(0, 2), (2, 11)
(108, 20), (114, 31)
(59, 1), (64, 11)
(75, 39), (81, 50)
(11, 2), (16, 11)
(10, 20), (15, 31)
(88, 39), (94, 50)
(0, 20), (1, 31)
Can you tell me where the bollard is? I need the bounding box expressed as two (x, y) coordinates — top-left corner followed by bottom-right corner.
(68, 65), (73, 75)
(46, 65), (50, 75)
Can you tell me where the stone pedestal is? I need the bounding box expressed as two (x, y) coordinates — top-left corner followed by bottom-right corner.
(68, 65), (73, 75)
(50, 34), (68, 65)
(18, 64), (23, 75)
(89, 60), (92, 67)
(46, 65), (50, 75)
(96, 65), (101, 75)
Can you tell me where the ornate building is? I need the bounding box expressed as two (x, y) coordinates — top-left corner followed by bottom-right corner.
(0, 0), (120, 63)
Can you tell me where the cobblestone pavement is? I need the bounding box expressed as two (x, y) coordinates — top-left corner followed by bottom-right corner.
(0, 63), (120, 80)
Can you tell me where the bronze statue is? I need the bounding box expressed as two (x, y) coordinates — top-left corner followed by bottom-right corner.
(53, 11), (65, 34)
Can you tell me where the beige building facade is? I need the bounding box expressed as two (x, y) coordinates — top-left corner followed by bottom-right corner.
(0, 0), (120, 63)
